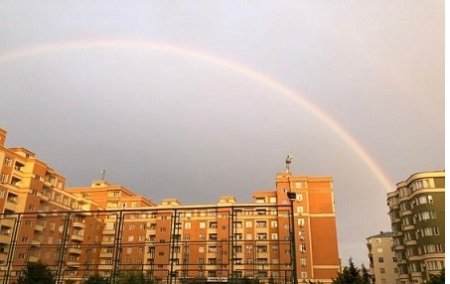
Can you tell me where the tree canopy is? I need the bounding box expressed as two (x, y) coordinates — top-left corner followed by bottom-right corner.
(332, 259), (371, 284)
(17, 262), (55, 284)
(425, 269), (445, 284)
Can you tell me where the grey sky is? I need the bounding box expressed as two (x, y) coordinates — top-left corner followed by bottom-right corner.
(0, 1), (444, 266)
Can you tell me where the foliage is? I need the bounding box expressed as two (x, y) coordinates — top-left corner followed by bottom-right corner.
(17, 261), (55, 284)
(117, 271), (159, 284)
(425, 269), (445, 284)
(332, 258), (371, 284)
(84, 274), (109, 284)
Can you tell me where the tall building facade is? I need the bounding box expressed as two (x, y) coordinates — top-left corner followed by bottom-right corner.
(387, 171), (445, 284)
(0, 129), (102, 283)
(0, 128), (340, 283)
(366, 232), (397, 284)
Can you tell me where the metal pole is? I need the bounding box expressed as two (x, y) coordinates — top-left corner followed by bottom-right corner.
(112, 210), (125, 284)
(3, 213), (21, 284)
(56, 211), (71, 284)
(289, 200), (298, 284)
(169, 209), (178, 284)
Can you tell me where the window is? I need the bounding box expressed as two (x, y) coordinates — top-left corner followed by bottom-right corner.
(1, 173), (8, 184)
(255, 197), (265, 204)
(378, 257), (384, 263)
(4, 157), (12, 166)
(300, 244), (307, 252)
(198, 247), (205, 253)
(298, 218), (305, 227)
(271, 233), (278, 240)
(199, 222), (206, 229)
(271, 221), (278, 228)
(301, 272), (308, 279)
(246, 221), (253, 228)
(433, 227), (440, 236)
(185, 222), (191, 229)
(209, 222), (217, 228)
(257, 233), (267, 240)
(256, 221), (266, 228)
(301, 257), (306, 267)
(299, 231), (305, 240)
(380, 268), (385, 274)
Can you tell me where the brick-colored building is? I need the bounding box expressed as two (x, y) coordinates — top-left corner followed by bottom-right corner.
(0, 128), (340, 283)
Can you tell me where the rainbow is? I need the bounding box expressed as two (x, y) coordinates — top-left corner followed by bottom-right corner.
(0, 38), (394, 191)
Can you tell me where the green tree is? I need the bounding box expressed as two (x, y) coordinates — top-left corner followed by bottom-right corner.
(425, 269), (445, 284)
(17, 262), (55, 284)
(117, 271), (159, 284)
(332, 258), (370, 284)
(84, 274), (109, 284)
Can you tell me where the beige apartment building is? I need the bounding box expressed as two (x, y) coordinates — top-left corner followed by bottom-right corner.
(0, 128), (341, 283)
(387, 171), (445, 284)
(366, 232), (397, 284)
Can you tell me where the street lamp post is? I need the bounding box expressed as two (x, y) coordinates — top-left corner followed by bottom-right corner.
(287, 191), (298, 284)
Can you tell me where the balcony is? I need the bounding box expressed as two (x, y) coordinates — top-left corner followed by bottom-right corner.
(99, 252), (113, 258)
(36, 211), (46, 218)
(37, 192), (50, 202)
(400, 210), (412, 217)
(0, 234), (11, 244)
(43, 180), (53, 188)
(98, 264), (113, 271)
(31, 240), (41, 247)
(28, 255), (39, 262)
(0, 254), (7, 263)
(68, 248), (82, 255)
(102, 229), (115, 235)
(72, 222), (85, 229)
(102, 240), (114, 245)
(66, 261), (81, 268)
(395, 245), (405, 250)
(4, 202), (17, 212)
(71, 235), (84, 242)
(405, 240), (417, 246)
(34, 224), (44, 232)
(403, 225), (414, 231)
(0, 218), (16, 228)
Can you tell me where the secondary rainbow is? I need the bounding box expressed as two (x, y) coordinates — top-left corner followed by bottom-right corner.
(0, 39), (394, 192)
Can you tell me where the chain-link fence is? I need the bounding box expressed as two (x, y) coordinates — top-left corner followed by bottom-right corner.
(0, 204), (297, 284)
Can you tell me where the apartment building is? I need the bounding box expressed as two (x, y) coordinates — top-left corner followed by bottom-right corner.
(68, 180), (154, 279)
(0, 129), (103, 283)
(366, 232), (397, 284)
(387, 171), (445, 284)
(0, 128), (340, 283)
(66, 173), (339, 284)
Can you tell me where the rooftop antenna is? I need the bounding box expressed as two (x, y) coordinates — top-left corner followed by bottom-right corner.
(100, 169), (106, 181)
(285, 155), (294, 173)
